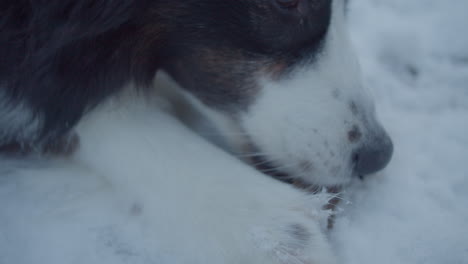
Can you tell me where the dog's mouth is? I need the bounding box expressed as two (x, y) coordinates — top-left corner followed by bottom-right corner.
(249, 154), (291, 183)
(248, 154), (341, 192)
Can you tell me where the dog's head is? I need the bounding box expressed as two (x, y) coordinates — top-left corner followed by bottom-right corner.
(148, 0), (393, 187)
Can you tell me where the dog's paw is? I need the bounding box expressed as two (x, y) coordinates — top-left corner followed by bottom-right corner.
(246, 193), (337, 264)
(131, 184), (336, 264)
(250, 224), (334, 264)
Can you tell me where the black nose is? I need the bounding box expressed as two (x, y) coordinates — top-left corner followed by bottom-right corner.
(352, 134), (394, 176)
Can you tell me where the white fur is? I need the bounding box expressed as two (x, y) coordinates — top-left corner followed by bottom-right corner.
(0, 85), (337, 264)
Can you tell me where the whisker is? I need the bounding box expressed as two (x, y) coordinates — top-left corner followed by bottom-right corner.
(233, 152), (270, 158)
(246, 156), (284, 166)
(198, 131), (250, 137)
(257, 163), (297, 173)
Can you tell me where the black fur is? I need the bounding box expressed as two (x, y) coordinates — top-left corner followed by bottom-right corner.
(0, 0), (332, 151)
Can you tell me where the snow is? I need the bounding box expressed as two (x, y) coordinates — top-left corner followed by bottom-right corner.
(331, 0), (468, 263)
(1, 0), (468, 263)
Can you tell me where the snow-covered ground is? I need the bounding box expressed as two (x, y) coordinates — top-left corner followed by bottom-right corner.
(1, 1), (467, 264)
(332, 0), (468, 263)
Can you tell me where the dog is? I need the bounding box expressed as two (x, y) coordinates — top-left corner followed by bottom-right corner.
(0, 0), (392, 185)
(0, 0), (393, 263)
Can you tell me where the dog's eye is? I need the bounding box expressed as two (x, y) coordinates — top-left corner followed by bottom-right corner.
(247, 0), (331, 54)
(276, 0), (299, 8)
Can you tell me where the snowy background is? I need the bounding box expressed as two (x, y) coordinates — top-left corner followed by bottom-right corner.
(332, 0), (468, 263)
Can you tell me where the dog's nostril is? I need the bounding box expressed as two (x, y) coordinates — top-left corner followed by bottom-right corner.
(352, 136), (394, 176)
